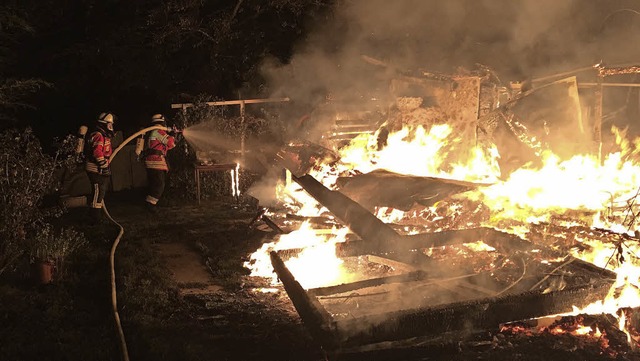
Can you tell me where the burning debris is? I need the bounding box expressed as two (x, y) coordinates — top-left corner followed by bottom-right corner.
(267, 175), (617, 354)
(244, 63), (640, 358)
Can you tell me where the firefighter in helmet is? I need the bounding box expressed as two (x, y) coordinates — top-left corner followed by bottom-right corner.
(144, 114), (177, 212)
(85, 112), (116, 222)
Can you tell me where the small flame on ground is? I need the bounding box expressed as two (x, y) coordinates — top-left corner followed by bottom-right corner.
(252, 287), (280, 294)
(244, 221), (351, 289)
(230, 163), (240, 197)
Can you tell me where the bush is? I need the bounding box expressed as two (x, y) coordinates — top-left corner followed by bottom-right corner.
(0, 128), (77, 276)
(28, 221), (87, 276)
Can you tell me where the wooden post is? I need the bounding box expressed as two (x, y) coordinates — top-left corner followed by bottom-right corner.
(240, 100), (246, 165)
(594, 73), (603, 164)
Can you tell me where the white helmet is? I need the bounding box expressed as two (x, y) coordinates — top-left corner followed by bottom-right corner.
(98, 112), (115, 124)
(97, 112), (115, 133)
(151, 114), (166, 124)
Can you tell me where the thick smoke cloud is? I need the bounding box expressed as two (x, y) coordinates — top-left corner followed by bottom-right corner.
(263, 0), (640, 116)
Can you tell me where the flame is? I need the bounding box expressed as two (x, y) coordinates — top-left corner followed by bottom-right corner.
(308, 124), (501, 188)
(230, 162), (240, 197)
(248, 120), (640, 343)
(374, 206), (406, 223)
(244, 221), (352, 289)
(474, 150), (640, 225)
(276, 179), (327, 217)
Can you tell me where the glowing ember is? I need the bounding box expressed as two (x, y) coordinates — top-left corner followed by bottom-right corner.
(463, 241), (496, 252)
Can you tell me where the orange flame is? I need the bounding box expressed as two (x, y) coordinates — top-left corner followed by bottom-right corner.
(249, 122), (640, 342)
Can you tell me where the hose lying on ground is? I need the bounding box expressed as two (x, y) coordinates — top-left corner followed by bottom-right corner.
(102, 125), (169, 361)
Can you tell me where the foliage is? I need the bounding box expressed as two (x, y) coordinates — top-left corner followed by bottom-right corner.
(28, 221), (87, 275)
(0, 6), (51, 127)
(0, 128), (77, 276)
(0, 79), (51, 119)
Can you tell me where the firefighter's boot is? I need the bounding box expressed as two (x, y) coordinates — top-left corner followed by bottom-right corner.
(145, 202), (158, 215)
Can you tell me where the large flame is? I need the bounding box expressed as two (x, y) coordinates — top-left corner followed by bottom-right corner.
(248, 121), (640, 342)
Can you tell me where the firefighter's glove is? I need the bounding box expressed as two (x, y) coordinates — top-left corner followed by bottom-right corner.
(97, 158), (110, 172)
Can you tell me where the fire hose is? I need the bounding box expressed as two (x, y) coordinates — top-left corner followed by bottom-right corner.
(102, 125), (174, 361)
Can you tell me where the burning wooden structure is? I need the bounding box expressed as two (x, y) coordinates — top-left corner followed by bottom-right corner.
(268, 171), (617, 355)
(246, 63), (640, 358)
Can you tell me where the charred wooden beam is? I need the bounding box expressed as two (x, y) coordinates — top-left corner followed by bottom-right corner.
(402, 228), (534, 254)
(284, 213), (340, 227)
(337, 279), (614, 348)
(269, 251), (339, 350)
(262, 215), (286, 234)
(308, 271), (428, 297)
(335, 227), (534, 257)
(365, 255), (417, 273)
(292, 174), (400, 249)
(247, 207), (268, 228)
(598, 65), (640, 77)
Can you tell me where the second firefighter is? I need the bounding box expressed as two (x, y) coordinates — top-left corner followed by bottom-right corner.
(144, 114), (177, 212)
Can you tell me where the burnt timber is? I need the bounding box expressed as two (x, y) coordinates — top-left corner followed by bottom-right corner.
(271, 248), (614, 352)
(269, 172), (618, 353)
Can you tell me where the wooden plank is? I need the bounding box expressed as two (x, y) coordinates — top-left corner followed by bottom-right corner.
(171, 97), (290, 109)
(269, 251), (339, 350)
(337, 279), (615, 348)
(308, 271), (428, 297)
(365, 255), (417, 273)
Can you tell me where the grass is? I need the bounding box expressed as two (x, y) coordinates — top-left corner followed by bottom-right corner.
(0, 189), (324, 361)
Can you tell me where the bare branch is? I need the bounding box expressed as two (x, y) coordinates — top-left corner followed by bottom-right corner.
(230, 0), (245, 22)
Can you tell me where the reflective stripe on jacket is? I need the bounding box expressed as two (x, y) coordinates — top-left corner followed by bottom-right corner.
(85, 130), (112, 175)
(144, 129), (175, 171)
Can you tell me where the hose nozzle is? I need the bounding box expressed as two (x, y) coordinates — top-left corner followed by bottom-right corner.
(165, 126), (183, 133)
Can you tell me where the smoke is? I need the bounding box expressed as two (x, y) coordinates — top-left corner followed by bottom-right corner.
(245, 166), (283, 207)
(262, 1), (640, 118)
(254, 1), (640, 343)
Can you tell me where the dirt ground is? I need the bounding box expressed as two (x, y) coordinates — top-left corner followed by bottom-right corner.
(104, 193), (328, 361)
(2, 190), (640, 361)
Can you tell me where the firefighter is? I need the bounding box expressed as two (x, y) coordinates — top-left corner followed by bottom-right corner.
(85, 112), (116, 222)
(144, 114), (176, 212)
